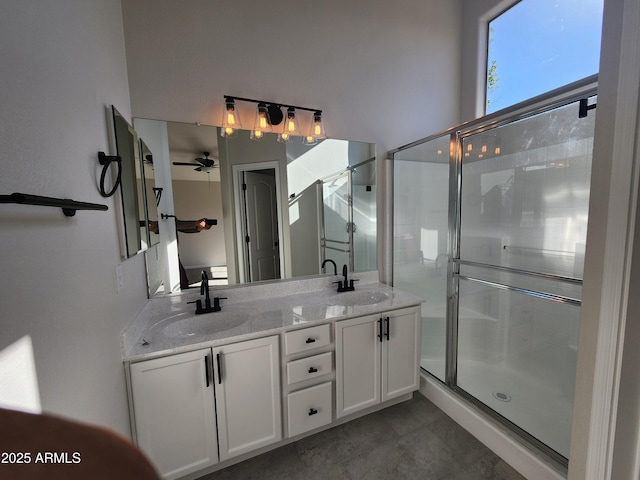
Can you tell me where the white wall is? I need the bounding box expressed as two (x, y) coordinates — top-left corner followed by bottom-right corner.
(122, 0), (462, 153)
(0, 0), (145, 436)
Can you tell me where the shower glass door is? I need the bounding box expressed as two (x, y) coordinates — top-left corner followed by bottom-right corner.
(322, 171), (352, 269)
(352, 161), (377, 272)
(455, 98), (595, 458)
(393, 134), (451, 382)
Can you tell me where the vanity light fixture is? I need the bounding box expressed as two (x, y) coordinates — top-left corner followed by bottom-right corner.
(250, 103), (272, 140)
(309, 110), (326, 140)
(222, 95), (325, 143)
(221, 97), (242, 137)
(278, 107), (301, 143)
(303, 111), (326, 145)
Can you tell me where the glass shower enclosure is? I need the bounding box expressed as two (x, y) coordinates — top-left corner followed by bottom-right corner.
(321, 159), (377, 272)
(393, 83), (597, 463)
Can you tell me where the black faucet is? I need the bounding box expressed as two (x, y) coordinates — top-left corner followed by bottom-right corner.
(188, 270), (226, 314)
(334, 264), (358, 292)
(321, 258), (337, 275)
(201, 270), (211, 310)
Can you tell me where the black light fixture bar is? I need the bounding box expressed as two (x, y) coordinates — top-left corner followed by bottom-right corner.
(224, 95), (321, 114)
(0, 192), (108, 217)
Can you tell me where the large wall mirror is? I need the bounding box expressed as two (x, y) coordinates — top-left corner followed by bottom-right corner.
(133, 118), (377, 295)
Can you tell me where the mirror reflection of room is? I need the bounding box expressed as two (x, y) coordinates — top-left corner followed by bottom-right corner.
(167, 123), (227, 289)
(134, 118), (376, 295)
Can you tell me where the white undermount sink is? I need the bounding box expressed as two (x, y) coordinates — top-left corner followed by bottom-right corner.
(159, 310), (251, 338)
(328, 290), (390, 307)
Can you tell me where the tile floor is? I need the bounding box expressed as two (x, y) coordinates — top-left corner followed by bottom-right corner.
(199, 393), (526, 480)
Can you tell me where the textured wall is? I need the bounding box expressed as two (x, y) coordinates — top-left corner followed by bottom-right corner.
(0, 0), (144, 436)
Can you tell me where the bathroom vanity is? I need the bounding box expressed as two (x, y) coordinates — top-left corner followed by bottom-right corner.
(122, 272), (423, 480)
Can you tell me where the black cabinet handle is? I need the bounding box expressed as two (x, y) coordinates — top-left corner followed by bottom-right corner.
(308, 367), (318, 374)
(385, 317), (390, 341)
(204, 356), (210, 388)
(377, 318), (383, 342)
(308, 408), (318, 416)
(216, 353), (222, 384)
(305, 338), (316, 344)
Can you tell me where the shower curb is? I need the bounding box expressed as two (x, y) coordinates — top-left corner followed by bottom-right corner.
(419, 373), (566, 480)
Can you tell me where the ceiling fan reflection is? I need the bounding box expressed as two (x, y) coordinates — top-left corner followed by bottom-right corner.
(172, 151), (219, 172)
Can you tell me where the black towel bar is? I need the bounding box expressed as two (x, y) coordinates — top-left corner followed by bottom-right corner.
(0, 193), (108, 217)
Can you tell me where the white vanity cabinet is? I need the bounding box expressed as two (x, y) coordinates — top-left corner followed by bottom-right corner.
(128, 336), (281, 479)
(129, 348), (217, 480)
(335, 306), (421, 418)
(214, 335), (282, 460)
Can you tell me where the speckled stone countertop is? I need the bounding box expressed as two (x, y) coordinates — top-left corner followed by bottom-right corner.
(122, 271), (424, 362)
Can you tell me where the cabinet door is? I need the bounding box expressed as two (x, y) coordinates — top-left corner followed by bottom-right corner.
(382, 307), (421, 401)
(214, 335), (282, 461)
(335, 314), (381, 418)
(130, 348), (217, 480)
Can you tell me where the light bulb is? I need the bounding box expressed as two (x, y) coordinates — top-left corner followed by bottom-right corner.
(251, 103), (272, 140)
(308, 111), (326, 140)
(221, 98), (242, 138)
(278, 107), (300, 143)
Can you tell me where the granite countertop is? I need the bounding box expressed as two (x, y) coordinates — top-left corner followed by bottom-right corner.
(122, 271), (424, 362)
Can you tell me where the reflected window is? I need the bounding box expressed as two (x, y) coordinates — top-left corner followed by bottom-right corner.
(486, 0), (603, 113)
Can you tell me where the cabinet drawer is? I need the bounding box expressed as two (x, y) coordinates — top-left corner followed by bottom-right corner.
(286, 352), (332, 385)
(284, 324), (330, 355)
(287, 382), (332, 438)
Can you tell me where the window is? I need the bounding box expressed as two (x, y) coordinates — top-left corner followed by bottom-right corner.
(486, 0), (603, 114)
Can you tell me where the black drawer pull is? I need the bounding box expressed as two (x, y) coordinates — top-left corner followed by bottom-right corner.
(308, 367), (318, 373)
(308, 408), (318, 416)
(305, 338), (316, 344)
(385, 316), (390, 341)
(377, 318), (383, 342)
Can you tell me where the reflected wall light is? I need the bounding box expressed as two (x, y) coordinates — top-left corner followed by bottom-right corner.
(222, 95), (325, 143)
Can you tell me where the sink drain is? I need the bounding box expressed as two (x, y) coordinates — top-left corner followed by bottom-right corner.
(492, 391), (512, 402)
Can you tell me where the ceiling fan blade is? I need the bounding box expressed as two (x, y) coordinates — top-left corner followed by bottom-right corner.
(173, 162), (200, 166)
